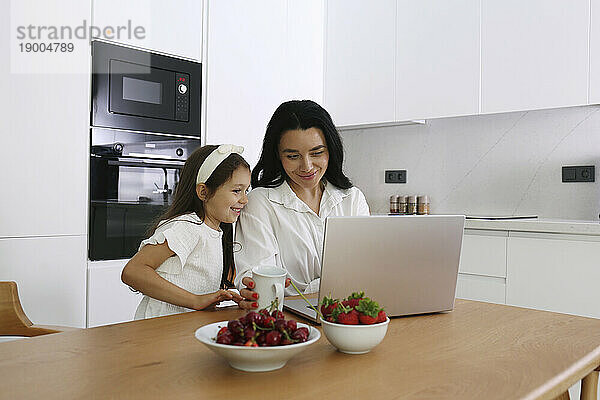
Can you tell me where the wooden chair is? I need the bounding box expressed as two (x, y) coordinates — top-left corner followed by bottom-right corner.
(0, 281), (78, 337)
(551, 367), (600, 400)
(554, 391), (571, 400)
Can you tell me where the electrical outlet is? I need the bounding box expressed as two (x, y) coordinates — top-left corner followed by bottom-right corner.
(562, 165), (595, 182)
(385, 170), (406, 183)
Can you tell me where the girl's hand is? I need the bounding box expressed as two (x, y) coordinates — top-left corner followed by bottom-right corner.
(238, 276), (292, 310)
(194, 290), (240, 310)
(228, 290), (244, 304)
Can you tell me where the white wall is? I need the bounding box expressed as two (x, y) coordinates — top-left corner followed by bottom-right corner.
(341, 105), (600, 220)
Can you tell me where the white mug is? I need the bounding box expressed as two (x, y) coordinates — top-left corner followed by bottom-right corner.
(251, 266), (286, 311)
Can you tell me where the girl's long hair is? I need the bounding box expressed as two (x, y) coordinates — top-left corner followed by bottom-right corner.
(251, 100), (353, 189)
(148, 145), (249, 288)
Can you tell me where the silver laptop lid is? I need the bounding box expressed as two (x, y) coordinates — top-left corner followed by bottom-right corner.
(317, 215), (465, 317)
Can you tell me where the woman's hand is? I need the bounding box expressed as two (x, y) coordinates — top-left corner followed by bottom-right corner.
(238, 277), (292, 310)
(194, 290), (243, 310)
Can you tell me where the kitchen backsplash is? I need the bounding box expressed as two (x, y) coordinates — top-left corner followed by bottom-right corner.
(341, 105), (600, 221)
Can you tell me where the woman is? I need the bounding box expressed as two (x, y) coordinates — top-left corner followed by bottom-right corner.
(235, 100), (370, 309)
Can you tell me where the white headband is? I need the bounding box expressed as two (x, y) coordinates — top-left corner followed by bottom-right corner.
(196, 144), (245, 184)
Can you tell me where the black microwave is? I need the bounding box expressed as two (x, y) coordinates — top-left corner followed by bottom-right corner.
(91, 40), (201, 137)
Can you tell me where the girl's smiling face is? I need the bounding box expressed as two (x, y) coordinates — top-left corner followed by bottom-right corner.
(278, 127), (329, 192)
(200, 166), (251, 230)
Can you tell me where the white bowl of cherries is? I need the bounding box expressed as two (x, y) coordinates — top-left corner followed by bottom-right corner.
(195, 309), (320, 372)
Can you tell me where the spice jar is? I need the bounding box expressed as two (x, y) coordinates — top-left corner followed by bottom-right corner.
(407, 195), (417, 215)
(389, 195), (399, 214)
(397, 195), (408, 215)
(417, 195), (430, 215)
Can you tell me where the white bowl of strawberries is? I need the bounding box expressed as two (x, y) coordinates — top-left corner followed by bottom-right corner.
(319, 292), (389, 355)
(195, 309), (320, 372)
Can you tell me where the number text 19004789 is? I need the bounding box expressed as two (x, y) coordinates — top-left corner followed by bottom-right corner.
(19, 42), (74, 53)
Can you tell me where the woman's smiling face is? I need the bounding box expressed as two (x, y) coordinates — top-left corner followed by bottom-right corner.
(278, 127), (329, 191)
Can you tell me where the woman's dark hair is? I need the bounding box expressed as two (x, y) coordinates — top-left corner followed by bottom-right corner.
(251, 100), (353, 189)
(148, 145), (250, 289)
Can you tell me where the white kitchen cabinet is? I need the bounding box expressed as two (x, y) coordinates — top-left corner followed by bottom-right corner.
(0, 236), (87, 328)
(459, 230), (507, 278)
(0, 77), (89, 238)
(0, 0), (89, 238)
(506, 232), (600, 319)
(590, 0), (600, 103)
(481, 0), (589, 113)
(205, 0), (323, 167)
(395, 0), (480, 121)
(88, 260), (142, 327)
(456, 274), (506, 304)
(455, 230), (507, 304)
(286, 0), (325, 103)
(92, 0), (203, 60)
(324, 0), (395, 126)
(326, 0), (478, 125)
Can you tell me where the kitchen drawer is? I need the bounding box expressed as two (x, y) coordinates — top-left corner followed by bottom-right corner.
(456, 273), (506, 304)
(459, 230), (507, 278)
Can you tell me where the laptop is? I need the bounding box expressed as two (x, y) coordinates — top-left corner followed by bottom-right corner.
(284, 215), (465, 323)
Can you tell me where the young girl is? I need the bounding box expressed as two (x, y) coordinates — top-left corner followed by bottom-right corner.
(122, 144), (249, 319)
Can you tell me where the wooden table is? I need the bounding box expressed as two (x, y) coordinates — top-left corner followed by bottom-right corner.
(2, 299), (600, 400)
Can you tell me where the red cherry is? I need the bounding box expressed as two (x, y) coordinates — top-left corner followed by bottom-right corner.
(217, 327), (228, 336)
(262, 316), (276, 329)
(256, 332), (267, 346)
(265, 330), (282, 346)
(227, 320), (243, 333)
(274, 319), (287, 333)
(286, 320), (297, 332)
(292, 327), (309, 342)
(243, 326), (256, 340)
(216, 332), (234, 345)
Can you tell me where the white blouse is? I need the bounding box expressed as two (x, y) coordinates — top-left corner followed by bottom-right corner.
(234, 180), (370, 295)
(134, 213), (224, 319)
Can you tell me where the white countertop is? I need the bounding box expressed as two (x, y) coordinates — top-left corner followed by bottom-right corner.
(465, 218), (600, 236)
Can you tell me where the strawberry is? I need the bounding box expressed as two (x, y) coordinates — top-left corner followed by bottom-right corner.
(356, 298), (381, 325)
(358, 313), (378, 325)
(332, 303), (360, 325)
(337, 309), (359, 325)
(376, 310), (387, 323)
(342, 291), (365, 309)
(320, 295), (340, 318)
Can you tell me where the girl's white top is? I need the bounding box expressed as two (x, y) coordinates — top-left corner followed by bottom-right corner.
(134, 213), (223, 319)
(234, 180), (370, 295)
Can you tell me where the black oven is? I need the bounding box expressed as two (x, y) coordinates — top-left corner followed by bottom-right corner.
(91, 40), (201, 137)
(89, 129), (200, 260)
